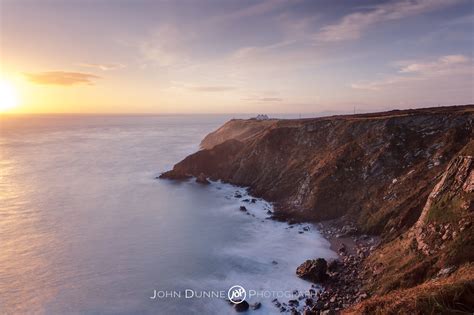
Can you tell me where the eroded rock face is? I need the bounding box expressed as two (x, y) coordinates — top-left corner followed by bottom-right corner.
(296, 258), (328, 283)
(414, 152), (473, 257)
(161, 105), (474, 235)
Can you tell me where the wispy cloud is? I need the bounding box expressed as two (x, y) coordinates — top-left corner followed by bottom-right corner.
(259, 97), (282, 102)
(398, 54), (469, 74)
(316, 0), (460, 42)
(24, 71), (100, 86)
(139, 25), (192, 67)
(169, 81), (236, 92)
(190, 85), (236, 92)
(78, 63), (125, 71)
(208, 0), (293, 24)
(351, 54), (471, 90)
(242, 96), (283, 102)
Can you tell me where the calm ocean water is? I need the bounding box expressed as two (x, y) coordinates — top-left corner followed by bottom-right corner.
(0, 115), (336, 314)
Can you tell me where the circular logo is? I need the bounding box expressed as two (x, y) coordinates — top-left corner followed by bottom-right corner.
(227, 285), (246, 304)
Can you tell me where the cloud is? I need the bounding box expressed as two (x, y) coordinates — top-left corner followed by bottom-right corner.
(243, 96), (283, 102)
(398, 54), (469, 74)
(208, 0), (293, 24)
(190, 86), (235, 92)
(351, 76), (420, 90)
(259, 97), (282, 102)
(139, 25), (191, 67)
(351, 54), (471, 90)
(24, 71), (100, 86)
(316, 0), (460, 42)
(169, 81), (236, 92)
(78, 63), (125, 71)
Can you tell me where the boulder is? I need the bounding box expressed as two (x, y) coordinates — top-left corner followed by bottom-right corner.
(233, 300), (249, 312)
(436, 266), (455, 278)
(296, 258), (328, 283)
(251, 302), (261, 310)
(338, 243), (346, 254)
(340, 225), (357, 237)
(288, 299), (299, 307)
(327, 260), (340, 272)
(239, 206), (247, 212)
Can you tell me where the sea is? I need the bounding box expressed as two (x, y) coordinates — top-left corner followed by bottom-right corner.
(0, 114), (336, 314)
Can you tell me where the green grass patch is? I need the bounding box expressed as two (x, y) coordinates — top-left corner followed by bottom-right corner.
(427, 194), (463, 223)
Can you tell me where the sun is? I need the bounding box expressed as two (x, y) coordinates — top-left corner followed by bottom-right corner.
(0, 80), (19, 112)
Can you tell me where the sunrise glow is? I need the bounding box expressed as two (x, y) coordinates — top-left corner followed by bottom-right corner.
(1, 1), (472, 114)
(0, 80), (19, 112)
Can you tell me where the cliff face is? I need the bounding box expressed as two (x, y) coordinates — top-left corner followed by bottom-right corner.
(161, 105), (474, 313)
(415, 153), (473, 258)
(200, 118), (276, 149)
(162, 105), (474, 236)
(352, 142), (473, 314)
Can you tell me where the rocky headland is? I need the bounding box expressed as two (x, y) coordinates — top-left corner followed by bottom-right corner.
(161, 105), (474, 314)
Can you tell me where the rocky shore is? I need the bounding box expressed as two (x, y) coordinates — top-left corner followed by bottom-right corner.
(160, 105), (474, 314)
(253, 219), (381, 315)
(292, 221), (380, 315)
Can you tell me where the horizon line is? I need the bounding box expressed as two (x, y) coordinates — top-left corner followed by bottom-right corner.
(1, 103), (472, 116)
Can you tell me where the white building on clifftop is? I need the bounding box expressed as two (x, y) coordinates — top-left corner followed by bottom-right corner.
(254, 114), (269, 120)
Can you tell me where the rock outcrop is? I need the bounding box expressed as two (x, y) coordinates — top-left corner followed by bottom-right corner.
(414, 153), (473, 256)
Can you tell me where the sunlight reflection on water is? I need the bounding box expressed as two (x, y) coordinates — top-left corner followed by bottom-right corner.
(0, 115), (336, 314)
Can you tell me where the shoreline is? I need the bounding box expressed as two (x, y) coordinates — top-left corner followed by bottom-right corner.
(177, 176), (376, 314)
(170, 177), (343, 313)
(174, 177), (339, 313)
(279, 219), (381, 314)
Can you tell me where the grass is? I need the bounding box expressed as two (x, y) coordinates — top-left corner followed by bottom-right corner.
(427, 194), (463, 223)
(345, 264), (474, 315)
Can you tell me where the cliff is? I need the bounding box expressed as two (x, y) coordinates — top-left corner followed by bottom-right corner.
(160, 105), (474, 313)
(162, 105), (473, 235)
(350, 142), (473, 314)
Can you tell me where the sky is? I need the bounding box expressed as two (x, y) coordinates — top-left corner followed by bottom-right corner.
(0, 0), (473, 114)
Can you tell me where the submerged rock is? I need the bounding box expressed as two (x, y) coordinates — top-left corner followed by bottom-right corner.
(251, 302), (261, 310)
